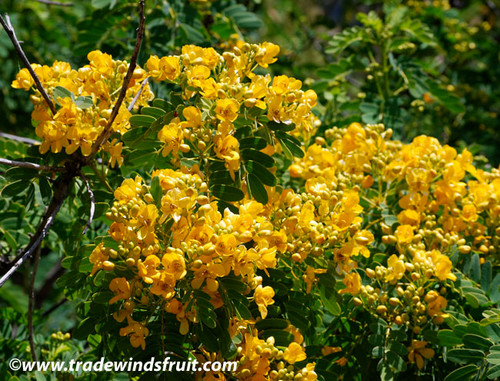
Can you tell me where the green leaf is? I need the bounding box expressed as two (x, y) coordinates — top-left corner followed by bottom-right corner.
(470, 253), (481, 283)
(34, 372), (46, 381)
(260, 329), (294, 347)
(129, 115), (156, 128)
(241, 149), (274, 168)
(210, 185), (244, 202)
(39, 176), (52, 205)
(481, 261), (492, 293)
(267, 121), (295, 132)
(447, 348), (485, 364)
(255, 318), (289, 331)
(246, 161), (276, 186)
(428, 82), (465, 114)
(91, 0), (111, 9)
(239, 136), (267, 150)
(326, 26), (366, 55)
(180, 23), (205, 44)
(247, 173), (268, 204)
(462, 334), (493, 351)
(52, 86), (74, 103)
(438, 330), (462, 347)
(487, 364), (500, 379)
(150, 176), (162, 207)
(75, 96), (93, 109)
(319, 284), (341, 316)
(73, 317), (95, 340)
(141, 107), (166, 119)
(486, 351), (500, 365)
(276, 131), (304, 158)
(2, 180), (30, 197)
(444, 365), (479, 381)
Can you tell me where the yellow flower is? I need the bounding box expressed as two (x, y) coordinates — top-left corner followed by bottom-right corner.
(162, 251), (187, 280)
(254, 285), (275, 319)
(137, 255), (161, 284)
(408, 340), (434, 369)
(119, 319), (149, 350)
(146, 55), (181, 81)
(11, 68), (35, 90)
(87, 50), (115, 76)
(385, 255), (405, 283)
(395, 224), (414, 245)
(339, 272), (361, 295)
(215, 234), (238, 256)
(283, 342), (307, 364)
(255, 42), (280, 68)
(215, 99), (240, 122)
(425, 291), (448, 317)
(215, 135), (240, 179)
(431, 250), (457, 281)
(109, 277), (132, 304)
(158, 117), (183, 157)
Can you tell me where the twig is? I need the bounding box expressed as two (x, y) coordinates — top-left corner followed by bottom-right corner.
(35, 260), (63, 309)
(0, 132), (40, 145)
(28, 244), (41, 362)
(0, 13), (56, 115)
(41, 298), (67, 317)
(34, 0), (73, 6)
(128, 77), (149, 111)
(80, 173), (95, 235)
(90, 0), (146, 156)
(0, 158), (65, 172)
(0, 169), (75, 288)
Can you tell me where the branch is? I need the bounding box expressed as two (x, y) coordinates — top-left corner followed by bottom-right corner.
(128, 77), (149, 111)
(35, 260), (64, 309)
(80, 174), (95, 235)
(41, 298), (67, 317)
(90, 0), (146, 156)
(28, 244), (41, 362)
(0, 168), (75, 288)
(0, 13), (57, 115)
(0, 158), (65, 172)
(0, 132), (40, 145)
(34, 0), (73, 6)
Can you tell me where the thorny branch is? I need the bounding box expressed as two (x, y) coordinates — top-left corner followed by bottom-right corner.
(0, 13), (56, 115)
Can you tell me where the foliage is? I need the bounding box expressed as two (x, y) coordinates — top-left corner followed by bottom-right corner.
(1, 1), (500, 381)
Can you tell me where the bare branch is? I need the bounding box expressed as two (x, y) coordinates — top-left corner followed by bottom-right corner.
(28, 244), (41, 362)
(0, 132), (40, 145)
(80, 174), (95, 235)
(0, 158), (65, 172)
(0, 170), (74, 288)
(34, 0), (73, 6)
(0, 13), (57, 115)
(128, 77), (149, 111)
(90, 0), (146, 156)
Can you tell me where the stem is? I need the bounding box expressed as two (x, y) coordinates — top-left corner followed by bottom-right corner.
(34, 0), (73, 5)
(0, 13), (56, 115)
(89, 163), (114, 193)
(28, 244), (42, 362)
(90, 0), (146, 156)
(0, 158), (64, 172)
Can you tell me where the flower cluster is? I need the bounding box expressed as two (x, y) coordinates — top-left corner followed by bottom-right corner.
(12, 51), (153, 163)
(289, 122), (500, 369)
(146, 43), (319, 173)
